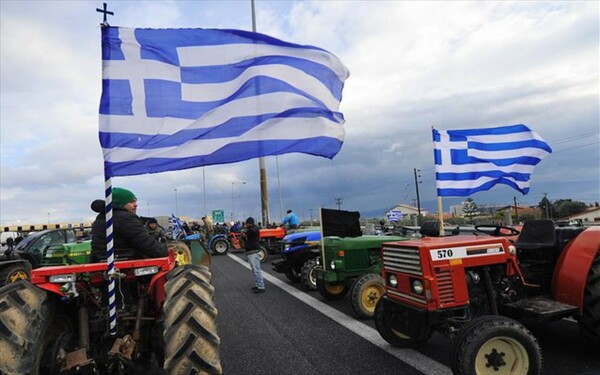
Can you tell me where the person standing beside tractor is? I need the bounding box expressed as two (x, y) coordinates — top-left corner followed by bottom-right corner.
(90, 187), (168, 262)
(282, 209), (299, 229)
(243, 217), (265, 294)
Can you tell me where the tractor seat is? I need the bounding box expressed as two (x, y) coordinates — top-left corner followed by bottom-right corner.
(420, 221), (441, 237)
(516, 220), (556, 251)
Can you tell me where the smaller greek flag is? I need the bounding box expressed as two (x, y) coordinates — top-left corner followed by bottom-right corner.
(169, 214), (186, 239)
(386, 210), (403, 222)
(433, 124), (552, 197)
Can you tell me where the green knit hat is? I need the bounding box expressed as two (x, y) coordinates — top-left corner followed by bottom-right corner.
(112, 187), (136, 208)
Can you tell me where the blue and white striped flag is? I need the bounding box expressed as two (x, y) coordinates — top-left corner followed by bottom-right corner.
(100, 26), (349, 177)
(169, 213), (185, 239)
(433, 124), (552, 197)
(386, 210), (403, 222)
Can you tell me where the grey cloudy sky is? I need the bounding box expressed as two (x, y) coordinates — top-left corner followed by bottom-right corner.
(1, 0), (598, 226)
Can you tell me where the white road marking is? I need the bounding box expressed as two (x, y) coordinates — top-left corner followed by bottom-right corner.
(227, 253), (452, 375)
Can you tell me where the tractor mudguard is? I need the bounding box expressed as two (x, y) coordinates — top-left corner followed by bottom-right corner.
(552, 226), (600, 311)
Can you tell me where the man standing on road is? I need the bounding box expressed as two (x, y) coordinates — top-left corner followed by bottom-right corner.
(282, 209), (299, 229)
(243, 217), (265, 294)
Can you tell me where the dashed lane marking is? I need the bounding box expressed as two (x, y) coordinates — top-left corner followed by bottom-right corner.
(227, 253), (452, 375)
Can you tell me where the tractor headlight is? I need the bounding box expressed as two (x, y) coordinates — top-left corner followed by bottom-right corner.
(330, 261), (336, 270)
(508, 245), (516, 255)
(316, 258), (320, 266)
(134, 266), (159, 277)
(411, 279), (424, 295)
(49, 274), (76, 283)
(388, 274), (398, 287)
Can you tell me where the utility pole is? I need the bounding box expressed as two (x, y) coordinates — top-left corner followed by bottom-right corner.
(543, 192), (550, 219)
(414, 168), (422, 225)
(335, 198), (343, 210)
(513, 196), (519, 222)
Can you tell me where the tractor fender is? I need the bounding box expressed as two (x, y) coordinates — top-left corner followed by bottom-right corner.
(208, 234), (227, 247)
(0, 258), (30, 268)
(552, 226), (600, 312)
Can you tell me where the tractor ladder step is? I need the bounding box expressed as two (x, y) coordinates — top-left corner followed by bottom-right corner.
(503, 296), (578, 323)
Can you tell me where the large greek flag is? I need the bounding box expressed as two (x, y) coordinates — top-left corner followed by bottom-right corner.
(433, 124), (552, 197)
(100, 27), (349, 177)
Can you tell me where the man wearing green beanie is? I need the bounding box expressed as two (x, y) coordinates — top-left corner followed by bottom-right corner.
(90, 187), (168, 261)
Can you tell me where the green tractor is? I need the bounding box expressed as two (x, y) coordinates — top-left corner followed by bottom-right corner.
(315, 234), (407, 319)
(313, 208), (408, 319)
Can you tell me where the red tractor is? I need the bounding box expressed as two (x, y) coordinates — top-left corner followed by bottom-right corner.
(374, 220), (599, 375)
(0, 249), (221, 375)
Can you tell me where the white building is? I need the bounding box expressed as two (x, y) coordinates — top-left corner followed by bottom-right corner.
(565, 207), (600, 224)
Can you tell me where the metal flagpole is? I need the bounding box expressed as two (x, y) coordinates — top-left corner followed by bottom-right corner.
(97, 3), (117, 336)
(432, 126), (445, 236)
(203, 167), (208, 216)
(104, 174), (118, 336)
(251, 0), (270, 227)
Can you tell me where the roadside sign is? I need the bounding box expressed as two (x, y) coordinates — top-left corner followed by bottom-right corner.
(212, 209), (225, 223)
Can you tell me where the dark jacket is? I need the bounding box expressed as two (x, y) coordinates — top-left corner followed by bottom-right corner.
(243, 225), (261, 255)
(90, 200), (168, 262)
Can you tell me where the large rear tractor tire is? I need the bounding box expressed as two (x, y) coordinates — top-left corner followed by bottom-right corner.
(350, 273), (385, 319)
(374, 297), (431, 348)
(0, 262), (31, 286)
(301, 259), (319, 291)
(163, 265), (222, 375)
(580, 252), (600, 348)
(211, 238), (230, 255)
(0, 280), (74, 375)
(316, 278), (348, 300)
(451, 315), (542, 375)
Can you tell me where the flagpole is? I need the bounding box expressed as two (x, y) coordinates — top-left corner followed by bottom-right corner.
(103, 174), (118, 336)
(251, 0), (270, 226)
(432, 126), (445, 236)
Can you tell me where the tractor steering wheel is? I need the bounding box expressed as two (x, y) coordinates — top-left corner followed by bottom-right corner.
(474, 225), (520, 237)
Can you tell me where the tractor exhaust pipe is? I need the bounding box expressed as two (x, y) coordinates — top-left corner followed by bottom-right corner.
(79, 305), (90, 353)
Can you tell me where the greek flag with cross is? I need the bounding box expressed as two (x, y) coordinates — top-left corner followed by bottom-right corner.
(99, 26), (349, 177)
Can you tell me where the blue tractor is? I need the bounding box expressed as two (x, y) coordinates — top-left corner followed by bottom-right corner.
(272, 230), (321, 290)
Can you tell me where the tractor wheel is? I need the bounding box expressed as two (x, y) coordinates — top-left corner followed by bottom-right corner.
(211, 238), (230, 255)
(350, 273), (385, 319)
(374, 297), (431, 348)
(170, 241), (193, 266)
(285, 266), (302, 283)
(301, 259), (319, 291)
(451, 315), (542, 375)
(258, 246), (268, 263)
(163, 265), (221, 374)
(0, 262), (31, 286)
(0, 280), (74, 375)
(580, 252), (600, 348)
(316, 278), (348, 300)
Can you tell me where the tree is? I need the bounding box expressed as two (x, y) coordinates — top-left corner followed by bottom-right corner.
(462, 198), (480, 224)
(553, 199), (588, 218)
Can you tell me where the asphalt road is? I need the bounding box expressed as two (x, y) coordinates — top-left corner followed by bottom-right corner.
(213, 251), (600, 375)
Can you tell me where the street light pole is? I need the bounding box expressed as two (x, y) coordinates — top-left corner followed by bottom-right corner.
(414, 168), (422, 225)
(174, 188), (179, 217)
(231, 181), (246, 222)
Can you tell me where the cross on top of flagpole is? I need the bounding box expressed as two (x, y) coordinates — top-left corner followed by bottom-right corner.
(96, 2), (114, 25)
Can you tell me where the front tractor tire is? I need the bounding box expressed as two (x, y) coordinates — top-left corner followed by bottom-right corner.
(301, 259), (319, 291)
(316, 278), (349, 300)
(163, 264), (222, 375)
(350, 273), (385, 319)
(258, 246), (268, 263)
(211, 238), (230, 255)
(0, 262), (31, 286)
(580, 252), (600, 348)
(374, 297), (431, 348)
(451, 315), (542, 375)
(0, 280), (74, 375)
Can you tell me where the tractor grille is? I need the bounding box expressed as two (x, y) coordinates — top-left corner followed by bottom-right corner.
(382, 246), (422, 276)
(436, 269), (455, 305)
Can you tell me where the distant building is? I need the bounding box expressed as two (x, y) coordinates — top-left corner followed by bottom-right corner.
(564, 207), (600, 224)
